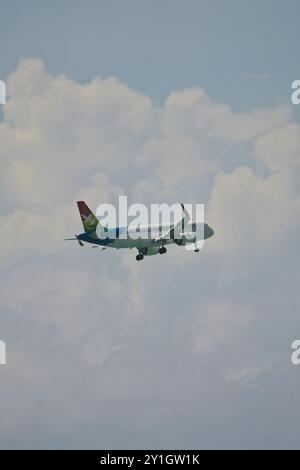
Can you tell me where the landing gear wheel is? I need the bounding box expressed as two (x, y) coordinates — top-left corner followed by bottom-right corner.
(194, 248), (200, 253)
(159, 247), (167, 254)
(136, 254), (144, 261)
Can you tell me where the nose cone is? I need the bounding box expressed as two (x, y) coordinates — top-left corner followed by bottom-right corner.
(204, 224), (214, 239)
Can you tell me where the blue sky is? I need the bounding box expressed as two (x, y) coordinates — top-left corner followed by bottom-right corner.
(1, 0), (299, 110)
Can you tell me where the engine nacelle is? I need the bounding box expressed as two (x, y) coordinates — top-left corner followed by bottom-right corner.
(173, 232), (196, 246)
(143, 246), (161, 256)
(182, 232), (196, 244)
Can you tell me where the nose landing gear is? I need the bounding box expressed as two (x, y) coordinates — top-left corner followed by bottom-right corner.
(159, 246), (167, 254)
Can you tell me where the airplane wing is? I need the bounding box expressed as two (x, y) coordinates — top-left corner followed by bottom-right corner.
(154, 203), (190, 243)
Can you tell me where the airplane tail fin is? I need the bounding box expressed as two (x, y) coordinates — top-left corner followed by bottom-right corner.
(77, 201), (99, 233)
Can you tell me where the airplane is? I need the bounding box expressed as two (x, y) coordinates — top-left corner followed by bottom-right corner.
(64, 201), (214, 261)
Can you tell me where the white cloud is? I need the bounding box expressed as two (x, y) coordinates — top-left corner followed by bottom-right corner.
(255, 123), (300, 172)
(207, 166), (300, 253)
(162, 88), (290, 142)
(224, 364), (272, 385)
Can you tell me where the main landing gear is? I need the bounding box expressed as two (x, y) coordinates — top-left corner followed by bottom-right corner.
(136, 253), (144, 261)
(159, 246), (167, 254)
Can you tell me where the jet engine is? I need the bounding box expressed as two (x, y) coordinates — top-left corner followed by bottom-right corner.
(173, 232), (196, 246)
(143, 246), (161, 256)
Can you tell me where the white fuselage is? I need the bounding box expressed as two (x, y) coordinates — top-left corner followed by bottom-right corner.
(96, 221), (208, 249)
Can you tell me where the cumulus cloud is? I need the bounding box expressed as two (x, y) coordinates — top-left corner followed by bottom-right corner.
(0, 59), (299, 449)
(255, 123), (300, 172)
(207, 166), (300, 253)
